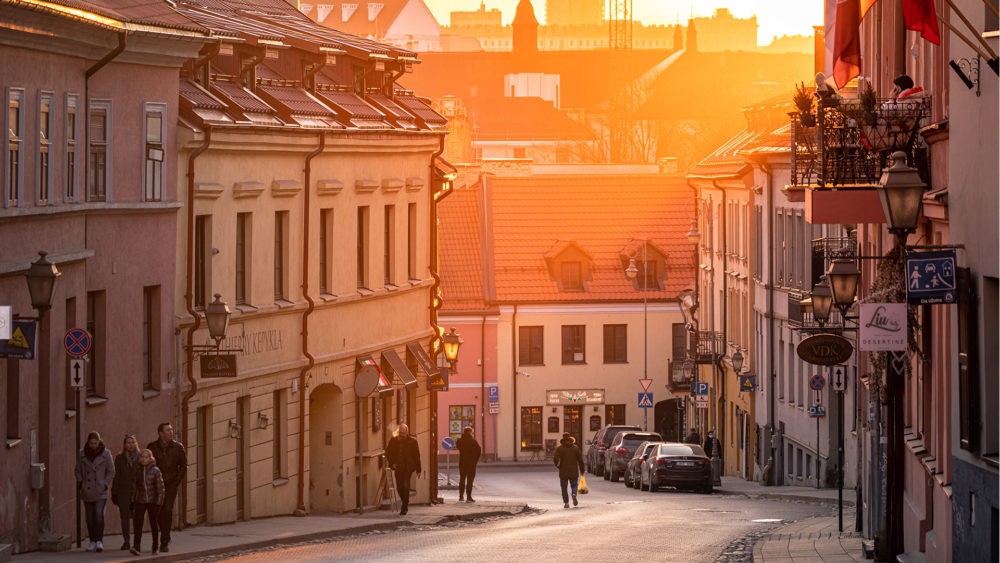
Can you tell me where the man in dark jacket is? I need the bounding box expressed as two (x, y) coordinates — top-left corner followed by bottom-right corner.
(386, 423), (421, 516)
(148, 422), (187, 553)
(552, 432), (585, 508)
(703, 429), (722, 460)
(455, 426), (481, 503)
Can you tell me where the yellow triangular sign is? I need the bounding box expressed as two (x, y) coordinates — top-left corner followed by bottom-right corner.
(741, 377), (753, 391)
(8, 327), (29, 349)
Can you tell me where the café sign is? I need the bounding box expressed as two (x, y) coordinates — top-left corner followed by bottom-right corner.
(796, 333), (854, 366)
(858, 303), (907, 351)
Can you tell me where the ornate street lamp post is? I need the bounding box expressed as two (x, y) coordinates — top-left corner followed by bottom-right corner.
(624, 242), (649, 431)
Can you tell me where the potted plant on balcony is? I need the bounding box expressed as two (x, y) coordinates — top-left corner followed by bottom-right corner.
(793, 82), (816, 127)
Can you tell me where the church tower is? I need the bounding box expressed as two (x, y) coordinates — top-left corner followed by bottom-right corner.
(512, 0), (539, 58)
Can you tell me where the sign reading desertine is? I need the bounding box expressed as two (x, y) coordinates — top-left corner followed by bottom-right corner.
(858, 303), (907, 351)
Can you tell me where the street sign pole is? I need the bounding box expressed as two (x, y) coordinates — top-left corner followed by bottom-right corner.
(75, 384), (82, 548)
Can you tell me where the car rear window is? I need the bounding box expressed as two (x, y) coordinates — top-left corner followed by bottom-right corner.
(604, 426), (641, 444)
(621, 433), (661, 447)
(658, 444), (706, 456)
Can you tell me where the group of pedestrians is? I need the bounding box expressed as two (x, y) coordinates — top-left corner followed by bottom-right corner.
(74, 422), (187, 555)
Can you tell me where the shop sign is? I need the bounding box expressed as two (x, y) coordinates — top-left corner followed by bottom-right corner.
(858, 303), (907, 351)
(796, 333), (854, 366)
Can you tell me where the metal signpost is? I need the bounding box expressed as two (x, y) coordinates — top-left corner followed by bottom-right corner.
(832, 365), (847, 532)
(809, 373), (825, 489)
(639, 378), (653, 429)
(65, 328), (92, 548)
(441, 436), (456, 485)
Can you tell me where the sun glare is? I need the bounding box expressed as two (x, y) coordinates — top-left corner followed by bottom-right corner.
(425, 0), (823, 46)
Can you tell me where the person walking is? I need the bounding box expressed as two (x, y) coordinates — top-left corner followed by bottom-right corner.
(684, 428), (702, 445)
(76, 430), (115, 552)
(455, 426), (481, 502)
(130, 449), (165, 556)
(704, 430), (722, 460)
(111, 434), (140, 551)
(147, 422), (186, 553)
(385, 423), (421, 516)
(552, 432), (584, 509)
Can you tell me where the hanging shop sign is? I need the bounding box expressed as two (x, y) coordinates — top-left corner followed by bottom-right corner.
(796, 333), (854, 366)
(858, 303), (907, 351)
(0, 320), (37, 359)
(547, 389), (604, 405)
(200, 354), (237, 378)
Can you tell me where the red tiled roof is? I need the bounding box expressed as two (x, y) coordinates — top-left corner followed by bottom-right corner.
(439, 172), (697, 307)
(475, 97), (594, 141)
(39, 0), (209, 32)
(438, 180), (489, 312)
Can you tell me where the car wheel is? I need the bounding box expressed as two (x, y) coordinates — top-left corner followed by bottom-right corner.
(610, 468), (620, 482)
(639, 472), (649, 491)
(648, 472), (658, 492)
(603, 464), (610, 480)
(594, 461), (603, 477)
(701, 485), (713, 494)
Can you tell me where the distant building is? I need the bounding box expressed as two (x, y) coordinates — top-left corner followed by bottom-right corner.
(451, 2), (503, 28)
(301, 0), (443, 51)
(546, 0), (604, 26)
(687, 8), (757, 52)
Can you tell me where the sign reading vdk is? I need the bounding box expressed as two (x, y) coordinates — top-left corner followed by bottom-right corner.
(796, 333), (853, 366)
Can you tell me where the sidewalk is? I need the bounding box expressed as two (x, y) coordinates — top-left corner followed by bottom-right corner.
(714, 476), (869, 562)
(11, 499), (528, 563)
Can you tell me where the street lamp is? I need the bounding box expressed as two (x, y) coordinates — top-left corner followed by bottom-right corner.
(731, 349), (744, 374)
(624, 241), (649, 431)
(686, 218), (702, 244)
(877, 151), (926, 241)
(441, 327), (463, 370)
(810, 277), (833, 327)
(26, 251), (60, 311)
(205, 293), (231, 347)
(827, 259), (861, 315)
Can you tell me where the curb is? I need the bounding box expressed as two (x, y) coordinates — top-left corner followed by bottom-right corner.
(714, 488), (856, 508)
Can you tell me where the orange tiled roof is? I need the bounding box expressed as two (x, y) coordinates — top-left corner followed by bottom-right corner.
(475, 97), (595, 141)
(439, 172), (697, 308)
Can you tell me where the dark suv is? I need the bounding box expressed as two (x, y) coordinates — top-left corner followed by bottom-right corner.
(604, 431), (661, 482)
(586, 424), (641, 476)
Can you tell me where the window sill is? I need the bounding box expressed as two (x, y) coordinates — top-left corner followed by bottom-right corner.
(561, 362), (587, 366)
(357, 288), (374, 297)
(6, 438), (22, 449)
(143, 389), (160, 400)
(274, 299), (295, 309)
(319, 293), (338, 303)
(85, 395), (108, 407)
(272, 477), (289, 487)
(384, 284), (399, 292)
(236, 304), (258, 314)
(65, 409), (77, 419)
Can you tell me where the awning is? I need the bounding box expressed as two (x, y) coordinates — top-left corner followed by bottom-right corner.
(406, 341), (439, 378)
(355, 355), (392, 397)
(381, 349), (417, 388)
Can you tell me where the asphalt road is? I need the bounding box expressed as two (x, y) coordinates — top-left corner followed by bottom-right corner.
(195, 465), (832, 562)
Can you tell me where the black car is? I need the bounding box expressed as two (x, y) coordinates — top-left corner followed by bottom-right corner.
(604, 431), (661, 482)
(640, 442), (713, 493)
(585, 424), (641, 476)
(625, 441), (661, 488)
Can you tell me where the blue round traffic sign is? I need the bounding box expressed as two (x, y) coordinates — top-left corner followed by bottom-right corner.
(809, 373), (826, 391)
(64, 328), (92, 357)
(441, 437), (456, 450)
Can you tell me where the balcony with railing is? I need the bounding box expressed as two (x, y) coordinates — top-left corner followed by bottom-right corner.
(788, 94), (932, 225)
(690, 330), (726, 364)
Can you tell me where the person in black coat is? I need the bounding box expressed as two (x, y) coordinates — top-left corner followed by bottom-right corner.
(552, 433), (585, 508)
(111, 434), (140, 551)
(704, 429), (722, 460)
(147, 422), (186, 553)
(455, 426), (482, 503)
(386, 423), (422, 516)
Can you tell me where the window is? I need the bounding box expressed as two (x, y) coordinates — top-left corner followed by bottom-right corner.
(384, 204), (395, 286)
(357, 206), (369, 289)
(37, 92), (53, 205)
(65, 94), (79, 202)
(518, 326), (543, 365)
(87, 101), (110, 201)
(86, 290), (106, 397)
(605, 404), (625, 425)
(274, 211), (288, 301)
(142, 286), (160, 390)
(273, 389), (288, 479)
(520, 406), (542, 450)
(561, 261), (582, 290)
(194, 215), (210, 309)
(318, 208), (333, 294)
(144, 104), (165, 201)
(561, 325), (585, 364)
(603, 324), (627, 363)
(236, 212), (250, 305)
(6, 88), (24, 206)
(407, 203), (417, 280)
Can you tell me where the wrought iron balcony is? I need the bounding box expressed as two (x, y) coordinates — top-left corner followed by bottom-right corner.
(666, 359), (693, 393)
(790, 95), (931, 189)
(690, 330), (725, 364)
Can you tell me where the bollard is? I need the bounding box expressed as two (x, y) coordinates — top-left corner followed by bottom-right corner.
(711, 454), (722, 486)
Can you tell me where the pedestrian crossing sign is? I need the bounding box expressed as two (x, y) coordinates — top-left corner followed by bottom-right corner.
(638, 392), (653, 408)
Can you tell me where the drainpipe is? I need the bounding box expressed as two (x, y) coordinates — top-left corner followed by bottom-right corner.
(761, 162), (777, 485)
(511, 304), (518, 461)
(429, 133), (450, 503)
(717, 181), (728, 475)
(297, 132), (325, 515)
(180, 125), (211, 528)
(480, 313), (487, 456)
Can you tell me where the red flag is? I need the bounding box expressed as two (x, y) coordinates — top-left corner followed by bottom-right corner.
(902, 0), (941, 44)
(829, 0), (862, 88)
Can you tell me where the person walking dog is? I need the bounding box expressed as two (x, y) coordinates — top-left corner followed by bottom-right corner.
(386, 423), (421, 516)
(76, 431), (115, 552)
(455, 426), (481, 502)
(111, 434), (140, 550)
(552, 432), (585, 508)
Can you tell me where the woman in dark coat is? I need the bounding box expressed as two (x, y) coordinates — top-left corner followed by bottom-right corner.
(111, 434), (140, 551)
(131, 448), (165, 555)
(455, 426), (482, 502)
(75, 430), (116, 552)
(552, 432), (585, 508)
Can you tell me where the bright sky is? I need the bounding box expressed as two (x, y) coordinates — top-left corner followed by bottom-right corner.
(424, 0), (823, 46)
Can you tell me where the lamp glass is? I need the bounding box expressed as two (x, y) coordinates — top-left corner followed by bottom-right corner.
(686, 218), (702, 244)
(877, 151), (926, 234)
(827, 258), (860, 308)
(811, 278), (833, 323)
(731, 349), (744, 373)
(625, 257), (638, 280)
(442, 327), (462, 363)
(25, 251), (61, 311)
(205, 293), (231, 343)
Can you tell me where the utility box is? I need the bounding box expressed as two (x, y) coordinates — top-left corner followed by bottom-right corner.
(30, 462), (45, 490)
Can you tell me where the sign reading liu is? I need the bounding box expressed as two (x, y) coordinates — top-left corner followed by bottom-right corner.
(858, 303), (907, 352)
(906, 250), (957, 304)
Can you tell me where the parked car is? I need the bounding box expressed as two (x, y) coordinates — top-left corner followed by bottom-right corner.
(640, 442), (713, 493)
(605, 431), (661, 482)
(585, 424), (641, 476)
(625, 441), (661, 488)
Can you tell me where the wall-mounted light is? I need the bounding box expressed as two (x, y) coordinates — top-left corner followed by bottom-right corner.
(257, 412), (269, 430)
(228, 420), (241, 439)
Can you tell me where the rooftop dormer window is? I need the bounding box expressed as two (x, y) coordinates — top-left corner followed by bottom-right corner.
(545, 240), (593, 292)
